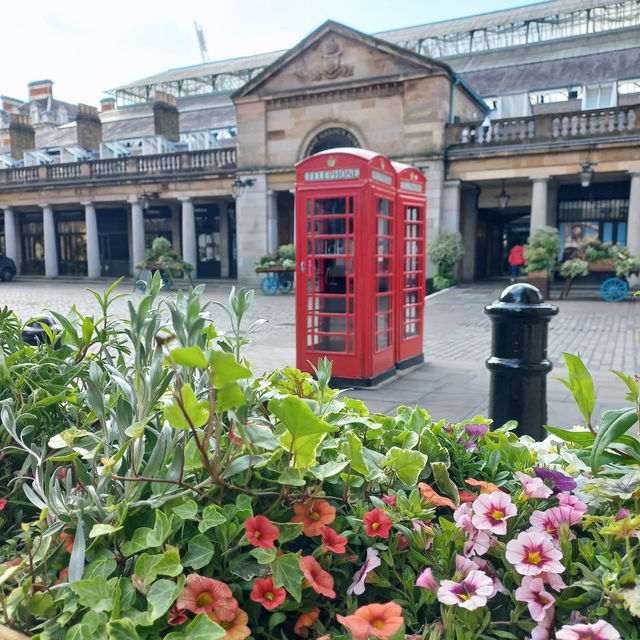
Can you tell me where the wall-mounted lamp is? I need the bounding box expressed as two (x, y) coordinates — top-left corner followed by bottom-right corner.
(140, 190), (160, 210)
(496, 180), (510, 209)
(579, 160), (595, 188)
(232, 177), (255, 200)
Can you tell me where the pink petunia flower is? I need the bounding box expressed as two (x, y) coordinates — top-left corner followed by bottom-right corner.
(515, 576), (555, 622)
(436, 569), (494, 611)
(530, 505), (583, 542)
(539, 571), (567, 592)
(455, 554), (478, 578)
(454, 502), (493, 557)
(473, 558), (508, 597)
(557, 493), (588, 515)
(505, 531), (564, 576)
(471, 491), (517, 535)
(516, 472), (553, 500)
(347, 547), (381, 596)
(415, 567), (438, 591)
(530, 606), (555, 640)
(555, 620), (621, 640)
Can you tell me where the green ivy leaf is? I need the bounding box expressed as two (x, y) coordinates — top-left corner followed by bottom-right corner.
(88, 524), (123, 539)
(382, 447), (428, 485)
(273, 522), (303, 544)
(198, 505), (227, 532)
(134, 550), (183, 586)
(249, 547), (278, 564)
(342, 431), (369, 476)
(277, 468), (306, 486)
(146, 578), (184, 623)
(164, 383), (209, 430)
(70, 576), (113, 612)
(184, 613), (226, 640)
(217, 382), (247, 411)
(171, 499), (198, 520)
(106, 618), (140, 640)
(182, 534), (214, 570)
(121, 511), (172, 556)
(271, 553), (303, 602)
(169, 346), (208, 368)
(307, 460), (350, 480)
(271, 396), (337, 469)
(209, 351), (252, 388)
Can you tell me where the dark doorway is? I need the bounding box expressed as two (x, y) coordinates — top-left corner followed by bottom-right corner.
(144, 206), (173, 248)
(21, 213), (44, 275)
(0, 214), (4, 255)
(98, 209), (130, 277)
(56, 210), (87, 276)
(195, 204), (221, 278)
(228, 203), (237, 279)
(476, 209), (529, 279)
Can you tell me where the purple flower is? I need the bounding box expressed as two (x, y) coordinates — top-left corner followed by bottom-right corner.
(347, 547), (380, 596)
(532, 467), (577, 493)
(464, 424), (489, 439)
(415, 567), (438, 591)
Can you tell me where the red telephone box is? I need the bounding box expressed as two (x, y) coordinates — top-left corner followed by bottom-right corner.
(392, 162), (427, 368)
(295, 149), (397, 385)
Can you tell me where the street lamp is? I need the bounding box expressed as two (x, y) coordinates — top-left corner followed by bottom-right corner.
(496, 180), (510, 209)
(579, 160), (594, 188)
(232, 177), (255, 200)
(139, 190), (160, 210)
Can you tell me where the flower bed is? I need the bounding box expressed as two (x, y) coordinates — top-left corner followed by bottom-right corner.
(0, 275), (638, 640)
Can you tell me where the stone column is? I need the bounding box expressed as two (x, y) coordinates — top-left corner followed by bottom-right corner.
(219, 202), (230, 278)
(627, 172), (640, 258)
(179, 196), (197, 278)
(41, 204), (58, 277)
(3, 207), (19, 270)
(82, 201), (101, 279)
(441, 180), (461, 233)
(530, 177), (549, 232)
(128, 196), (145, 271)
(266, 190), (278, 253)
(460, 186), (480, 281)
(235, 174), (266, 284)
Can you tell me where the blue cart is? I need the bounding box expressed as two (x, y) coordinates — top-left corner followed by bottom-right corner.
(255, 266), (295, 295)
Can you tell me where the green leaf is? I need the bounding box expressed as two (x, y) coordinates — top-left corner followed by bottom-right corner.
(268, 612), (287, 630)
(558, 353), (595, 426)
(146, 578), (184, 623)
(277, 467), (306, 486)
(250, 547), (277, 564)
(591, 407), (639, 474)
(134, 550), (183, 586)
(198, 505), (227, 532)
(89, 524), (123, 539)
(271, 396), (337, 469)
(342, 431), (369, 475)
(545, 425), (595, 445)
(217, 382), (247, 411)
(171, 499), (198, 520)
(26, 592), (55, 617)
(182, 534), (214, 570)
(164, 383), (209, 430)
(307, 460), (350, 480)
(70, 576), (112, 612)
(271, 553), (303, 602)
(209, 351), (252, 388)
(612, 369), (640, 403)
(244, 423), (279, 450)
(121, 511), (172, 556)
(106, 618), (140, 640)
(382, 447), (428, 485)
(184, 613), (226, 640)
(169, 346), (208, 368)
(273, 522), (303, 544)
(431, 461), (460, 506)
(84, 557), (117, 580)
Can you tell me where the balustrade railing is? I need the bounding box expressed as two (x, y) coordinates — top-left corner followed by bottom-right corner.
(448, 105), (640, 149)
(0, 147), (237, 186)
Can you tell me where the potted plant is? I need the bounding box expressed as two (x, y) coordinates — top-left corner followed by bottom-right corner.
(428, 229), (464, 291)
(520, 226), (560, 298)
(137, 236), (194, 288)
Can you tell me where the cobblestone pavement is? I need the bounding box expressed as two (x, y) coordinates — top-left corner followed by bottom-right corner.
(1, 277), (638, 430)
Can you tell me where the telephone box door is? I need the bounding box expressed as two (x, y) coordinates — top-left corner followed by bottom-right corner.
(393, 165), (427, 367)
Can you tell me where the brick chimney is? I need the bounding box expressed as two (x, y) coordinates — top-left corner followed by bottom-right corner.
(8, 114), (35, 160)
(76, 104), (102, 151)
(1, 96), (23, 112)
(28, 79), (53, 101)
(153, 91), (179, 142)
(100, 97), (116, 112)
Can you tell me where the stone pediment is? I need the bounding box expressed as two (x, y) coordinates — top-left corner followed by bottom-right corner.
(233, 21), (447, 100)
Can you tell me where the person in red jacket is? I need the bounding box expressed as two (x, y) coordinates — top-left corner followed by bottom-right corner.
(508, 244), (525, 281)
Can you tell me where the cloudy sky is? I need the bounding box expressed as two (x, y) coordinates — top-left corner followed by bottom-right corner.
(2, 0), (534, 105)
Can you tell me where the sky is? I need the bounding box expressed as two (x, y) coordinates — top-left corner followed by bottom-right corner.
(2, 0), (539, 105)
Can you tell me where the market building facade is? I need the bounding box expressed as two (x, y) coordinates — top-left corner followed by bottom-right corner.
(0, 0), (638, 283)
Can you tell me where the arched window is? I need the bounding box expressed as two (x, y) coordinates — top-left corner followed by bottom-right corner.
(305, 127), (360, 157)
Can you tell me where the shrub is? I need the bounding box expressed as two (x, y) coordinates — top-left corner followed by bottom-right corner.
(428, 230), (464, 291)
(523, 227), (560, 273)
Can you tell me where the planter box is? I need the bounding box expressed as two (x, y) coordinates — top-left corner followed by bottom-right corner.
(0, 625), (30, 640)
(517, 271), (550, 299)
(588, 260), (613, 273)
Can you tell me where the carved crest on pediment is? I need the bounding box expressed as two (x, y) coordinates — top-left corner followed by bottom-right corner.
(294, 38), (354, 83)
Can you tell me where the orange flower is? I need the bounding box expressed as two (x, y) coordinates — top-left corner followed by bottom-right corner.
(58, 531), (75, 554)
(176, 574), (238, 621)
(245, 515), (280, 549)
(209, 608), (251, 640)
(363, 508), (393, 539)
(321, 526), (347, 554)
(250, 577), (286, 610)
(418, 483), (456, 509)
(337, 602), (404, 640)
(299, 555), (336, 598)
(465, 478), (500, 494)
(458, 490), (477, 503)
(291, 499), (336, 537)
(294, 607), (320, 637)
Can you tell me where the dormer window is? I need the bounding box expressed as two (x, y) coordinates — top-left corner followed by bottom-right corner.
(582, 83), (616, 110)
(30, 104), (39, 123)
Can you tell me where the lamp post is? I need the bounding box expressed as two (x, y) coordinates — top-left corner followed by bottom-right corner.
(140, 190), (160, 210)
(579, 160), (594, 188)
(496, 180), (510, 209)
(231, 177), (255, 199)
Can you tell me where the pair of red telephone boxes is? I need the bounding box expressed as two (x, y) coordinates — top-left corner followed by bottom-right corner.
(295, 148), (426, 386)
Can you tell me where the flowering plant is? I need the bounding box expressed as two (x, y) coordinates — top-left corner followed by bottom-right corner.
(0, 275), (638, 640)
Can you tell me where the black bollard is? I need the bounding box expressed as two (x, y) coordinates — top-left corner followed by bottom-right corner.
(22, 316), (62, 349)
(484, 283), (558, 439)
